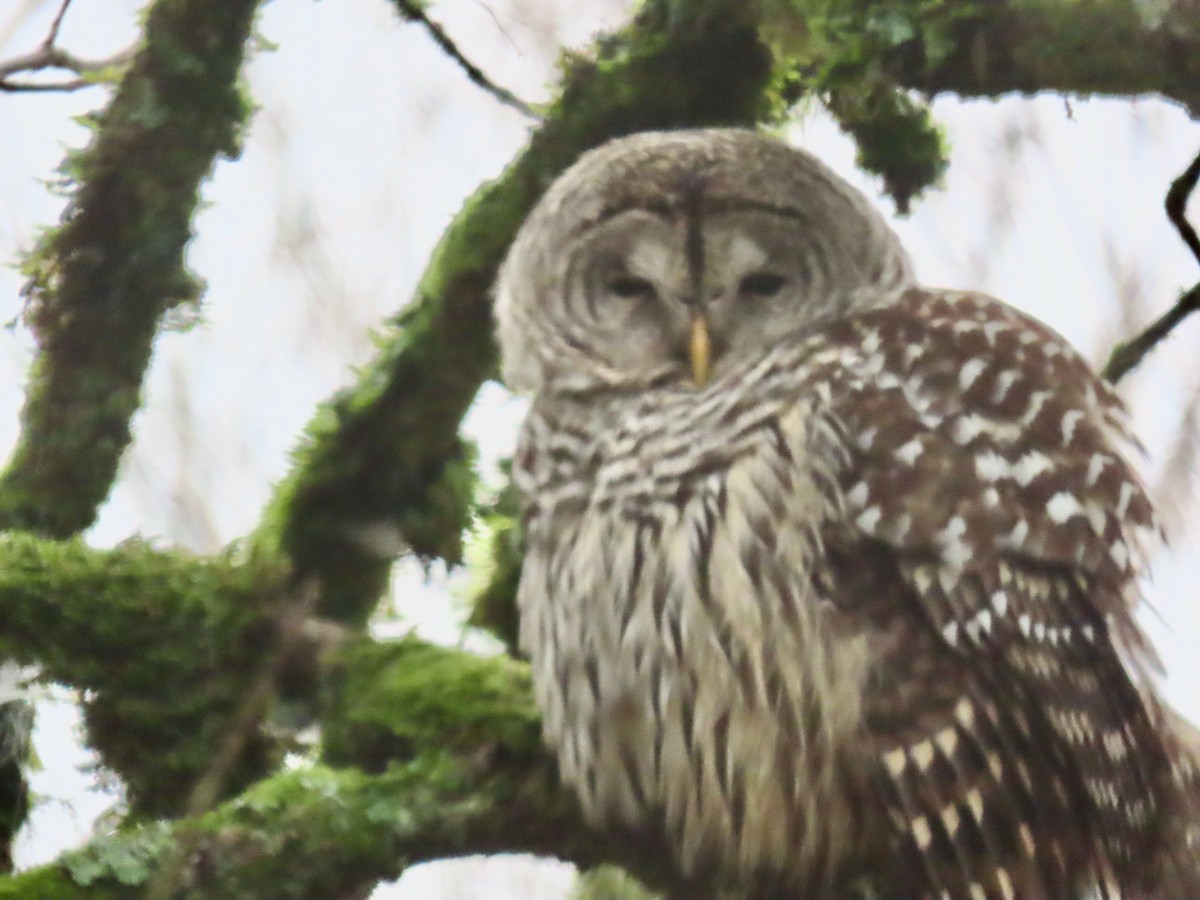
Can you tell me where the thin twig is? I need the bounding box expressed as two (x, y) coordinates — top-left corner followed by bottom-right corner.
(141, 579), (323, 900)
(395, 0), (538, 119)
(44, 0), (72, 46)
(1104, 149), (1200, 383)
(1166, 149), (1200, 267)
(469, 0), (522, 54)
(0, 0), (133, 94)
(1104, 284), (1200, 383)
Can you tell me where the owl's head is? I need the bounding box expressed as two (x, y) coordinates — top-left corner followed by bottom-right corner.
(495, 129), (914, 394)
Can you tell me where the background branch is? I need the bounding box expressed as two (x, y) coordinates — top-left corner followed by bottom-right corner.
(394, 0), (537, 118)
(0, 0), (133, 92)
(1105, 148), (1200, 382)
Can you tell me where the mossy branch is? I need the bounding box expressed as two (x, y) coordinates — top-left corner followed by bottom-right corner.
(0, 634), (675, 899)
(766, 0), (1200, 206)
(857, 0), (1200, 113)
(0, 0), (261, 539)
(0, 533), (290, 818)
(256, 0), (779, 626)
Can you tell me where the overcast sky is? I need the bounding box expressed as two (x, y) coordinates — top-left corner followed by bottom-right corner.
(3, 1), (1199, 897)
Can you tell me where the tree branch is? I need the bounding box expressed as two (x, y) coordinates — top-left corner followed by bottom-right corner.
(394, 0), (537, 118)
(257, 0), (777, 627)
(0, 533), (292, 818)
(0, 0), (134, 93)
(0, 534), (678, 897)
(1104, 148), (1200, 382)
(854, 0), (1200, 113)
(768, 0), (1200, 205)
(0, 0), (262, 538)
(141, 577), (323, 900)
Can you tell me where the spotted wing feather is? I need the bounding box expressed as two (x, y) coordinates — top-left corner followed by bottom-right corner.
(804, 289), (1190, 897)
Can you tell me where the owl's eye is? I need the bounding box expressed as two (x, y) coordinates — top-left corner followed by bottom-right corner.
(607, 276), (658, 301)
(739, 272), (787, 298)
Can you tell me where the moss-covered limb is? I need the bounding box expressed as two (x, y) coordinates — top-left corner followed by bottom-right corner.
(0, 0), (260, 538)
(766, 0), (1200, 204)
(823, 85), (946, 214)
(258, 0), (780, 627)
(0, 533), (291, 818)
(0, 762), (580, 900)
(572, 866), (661, 900)
(466, 475), (523, 653)
(862, 0), (1200, 112)
(0, 637), (683, 900)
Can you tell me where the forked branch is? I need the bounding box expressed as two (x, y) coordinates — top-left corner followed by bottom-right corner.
(1104, 150), (1200, 383)
(0, 0), (133, 93)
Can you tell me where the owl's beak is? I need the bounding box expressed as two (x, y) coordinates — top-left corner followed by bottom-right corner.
(689, 314), (711, 388)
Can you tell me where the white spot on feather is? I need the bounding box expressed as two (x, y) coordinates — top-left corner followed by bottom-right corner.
(911, 816), (932, 849)
(859, 327), (883, 355)
(937, 516), (972, 569)
(942, 621), (960, 646)
(975, 451), (1009, 481)
(1012, 450), (1052, 485)
(1047, 491), (1083, 523)
(965, 788), (984, 823)
(856, 506), (883, 532)
(894, 439), (923, 466)
(1116, 482), (1136, 518)
(998, 520), (1030, 550)
(910, 739), (935, 771)
(1060, 409), (1085, 446)
(991, 370), (1019, 403)
(847, 481), (870, 508)
(959, 358), (987, 391)
(1019, 391), (1051, 426)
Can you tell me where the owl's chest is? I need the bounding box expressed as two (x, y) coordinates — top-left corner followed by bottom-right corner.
(515, 406), (873, 886)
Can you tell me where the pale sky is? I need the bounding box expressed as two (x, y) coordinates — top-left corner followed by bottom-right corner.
(2, 1), (1199, 897)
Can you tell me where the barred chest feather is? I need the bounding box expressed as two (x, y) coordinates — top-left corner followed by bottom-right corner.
(513, 365), (877, 892)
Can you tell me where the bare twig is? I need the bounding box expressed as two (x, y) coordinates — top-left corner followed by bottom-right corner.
(1104, 149), (1200, 383)
(44, 0), (72, 45)
(395, 0), (538, 119)
(1166, 149), (1200, 267)
(141, 578), (323, 900)
(0, 0), (134, 93)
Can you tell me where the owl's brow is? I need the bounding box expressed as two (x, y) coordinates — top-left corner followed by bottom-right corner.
(574, 196), (811, 239)
(700, 196), (814, 226)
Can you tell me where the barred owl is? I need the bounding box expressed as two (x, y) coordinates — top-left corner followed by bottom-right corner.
(495, 129), (1200, 899)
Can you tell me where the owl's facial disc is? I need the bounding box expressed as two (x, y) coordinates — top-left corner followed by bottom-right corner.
(604, 212), (792, 388)
(573, 207), (809, 389)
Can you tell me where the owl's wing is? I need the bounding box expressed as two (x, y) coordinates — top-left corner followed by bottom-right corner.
(793, 288), (1193, 898)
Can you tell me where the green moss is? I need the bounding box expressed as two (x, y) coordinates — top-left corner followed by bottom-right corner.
(828, 87), (947, 213)
(0, 633), (631, 898)
(1, 0), (262, 539)
(321, 636), (540, 771)
(573, 866), (661, 900)
(466, 478), (524, 653)
(257, 2), (781, 630)
(0, 534), (287, 817)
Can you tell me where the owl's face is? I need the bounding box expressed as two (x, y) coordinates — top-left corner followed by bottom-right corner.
(496, 129), (914, 394)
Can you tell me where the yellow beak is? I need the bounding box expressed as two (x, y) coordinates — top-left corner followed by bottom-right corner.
(689, 314), (711, 388)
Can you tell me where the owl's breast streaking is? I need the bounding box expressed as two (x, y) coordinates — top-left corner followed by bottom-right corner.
(513, 373), (881, 894)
